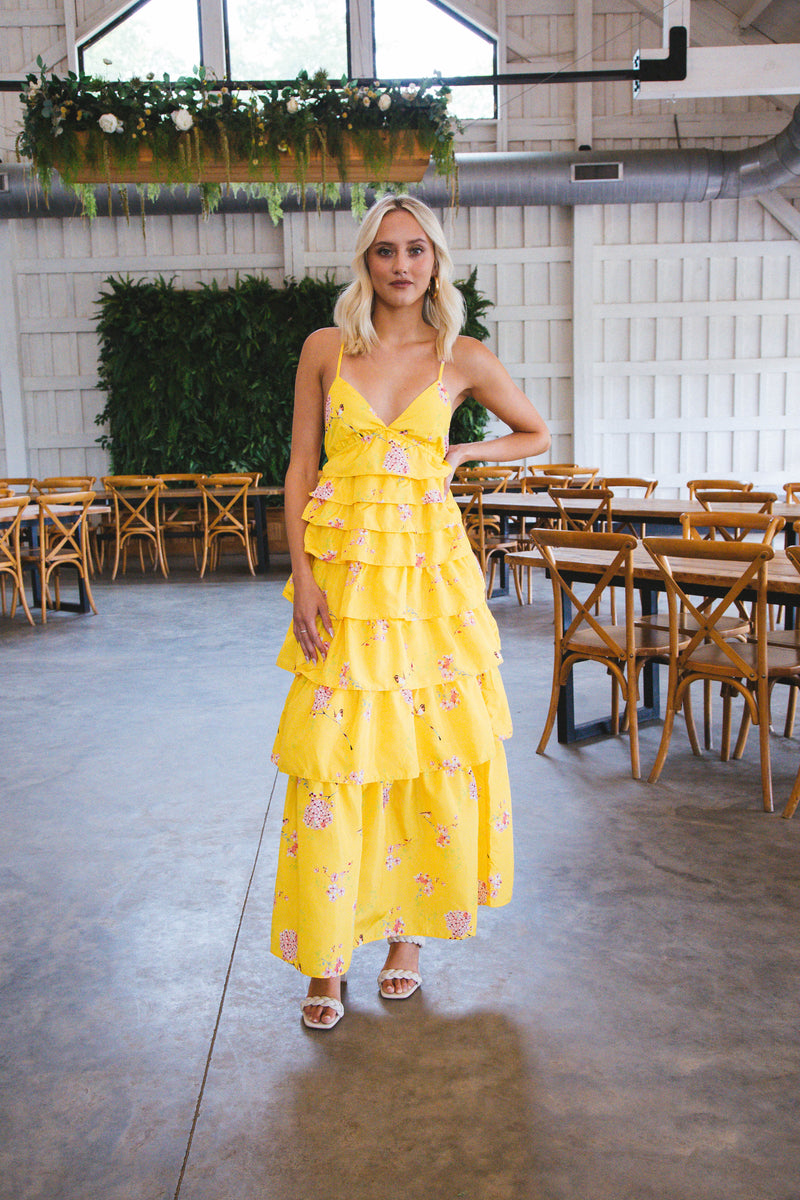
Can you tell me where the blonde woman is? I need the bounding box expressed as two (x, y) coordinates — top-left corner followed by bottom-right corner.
(270, 194), (550, 1028)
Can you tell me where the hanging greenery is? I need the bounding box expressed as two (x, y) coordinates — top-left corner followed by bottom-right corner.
(95, 271), (492, 483)
(17, 61), (458, 221)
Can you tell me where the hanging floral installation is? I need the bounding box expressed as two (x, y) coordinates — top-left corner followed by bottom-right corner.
(16, 60), (458, 223)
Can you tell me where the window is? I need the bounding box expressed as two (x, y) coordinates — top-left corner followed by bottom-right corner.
(373, 0), (495, 122)
(80, 0), (201, 79)
(225, 0), (348, 81)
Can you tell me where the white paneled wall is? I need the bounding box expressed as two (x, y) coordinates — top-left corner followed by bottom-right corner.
(2, 196), (797, 489)
(593, 201), (799, 490)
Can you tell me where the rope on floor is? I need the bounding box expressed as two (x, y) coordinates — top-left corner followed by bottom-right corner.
(173, 764), (280, 1200)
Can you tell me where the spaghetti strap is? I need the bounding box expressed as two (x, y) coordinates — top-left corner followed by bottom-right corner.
(335, 343), (345, 380)
(437, 360), (445, 382)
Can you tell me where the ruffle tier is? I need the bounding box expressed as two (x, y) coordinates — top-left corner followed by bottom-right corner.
(270, 739), (513, 976)
(284, 550), (488, 620)
(307, 473), (448, 508)
(271, 665), (511, 786)
(276, 604), (503, 690)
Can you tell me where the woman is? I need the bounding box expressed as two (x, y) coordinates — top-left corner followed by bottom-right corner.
(270, 194), (550, 1028)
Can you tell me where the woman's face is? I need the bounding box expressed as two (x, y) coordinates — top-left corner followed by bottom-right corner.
(365, 208), (436, 310)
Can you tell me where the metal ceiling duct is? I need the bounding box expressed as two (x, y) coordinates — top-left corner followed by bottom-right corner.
(1, 99), (798, 218)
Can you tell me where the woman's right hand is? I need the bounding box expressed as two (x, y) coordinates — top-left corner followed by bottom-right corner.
(292, 574), (334, 663)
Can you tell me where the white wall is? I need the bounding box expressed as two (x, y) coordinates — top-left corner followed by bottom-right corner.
(1, 0), (799, 492)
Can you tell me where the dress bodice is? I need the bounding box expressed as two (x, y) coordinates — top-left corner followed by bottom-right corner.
(322, 346), (452, 478)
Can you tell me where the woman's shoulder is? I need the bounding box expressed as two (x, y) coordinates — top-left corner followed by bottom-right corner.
(450, 334), (499, 376)
(301, 326), (340, 357)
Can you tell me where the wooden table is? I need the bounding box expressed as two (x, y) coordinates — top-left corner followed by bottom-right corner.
(506, 542), (800, 744)
(477, 493), (799, 540)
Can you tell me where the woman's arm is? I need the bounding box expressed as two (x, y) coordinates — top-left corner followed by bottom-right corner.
(284, 329), (337, 661)
(445, 337), (551, 480)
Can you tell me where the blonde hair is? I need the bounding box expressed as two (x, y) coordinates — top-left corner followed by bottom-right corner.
(333, 194), (465, 361)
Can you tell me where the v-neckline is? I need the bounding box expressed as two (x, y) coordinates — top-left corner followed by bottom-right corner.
(337, 374), (441, 429)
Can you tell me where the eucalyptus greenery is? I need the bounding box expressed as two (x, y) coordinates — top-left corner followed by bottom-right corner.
(95, 271), (491, 483)
(18, 60), (458, 221)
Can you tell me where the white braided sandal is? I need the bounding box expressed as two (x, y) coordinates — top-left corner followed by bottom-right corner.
(301, 977), (346, 1030)
(378, 936), (425, 1000)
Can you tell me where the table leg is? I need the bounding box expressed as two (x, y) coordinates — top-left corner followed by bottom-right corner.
(252, 495), (270, 573)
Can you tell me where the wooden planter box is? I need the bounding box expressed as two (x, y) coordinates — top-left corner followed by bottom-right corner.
(58, 132), (431, 186)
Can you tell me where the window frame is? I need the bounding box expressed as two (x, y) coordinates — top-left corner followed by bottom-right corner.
(372, 0), (497, 120)
(77, 0), (204, 75)
(76, 0), (497, 121)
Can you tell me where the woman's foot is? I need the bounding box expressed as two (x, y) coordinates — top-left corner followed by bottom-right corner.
(301, 976), (345, 1030)
(378, 939), (422, 999)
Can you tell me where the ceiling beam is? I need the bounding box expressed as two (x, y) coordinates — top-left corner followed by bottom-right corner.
(758, 193), (800, 243)
(737, 0), (775, 32)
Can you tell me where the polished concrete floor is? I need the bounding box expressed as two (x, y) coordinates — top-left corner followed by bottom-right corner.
(2, 562), (799, 1200)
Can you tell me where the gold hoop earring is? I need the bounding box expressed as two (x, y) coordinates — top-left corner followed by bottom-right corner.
(428, 276), (440, 301)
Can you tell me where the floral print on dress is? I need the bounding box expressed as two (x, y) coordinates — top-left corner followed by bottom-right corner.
(397, 504), (413, 522)
(383, 442), (410, 475)
(303, 792), (334, 830)
(445, 910), (472, 939)
(422, 488), (443, 504)
(437, 654), (456, 681)
(311, 686), (333, 715)
(438, 688), (461, 711)
(279, 929), (299, 962)
(362, 619), (389, 647)
(311, 479), (335, 502)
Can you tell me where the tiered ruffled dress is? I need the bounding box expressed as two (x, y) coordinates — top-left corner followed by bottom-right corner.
(270, 347), (513, 978)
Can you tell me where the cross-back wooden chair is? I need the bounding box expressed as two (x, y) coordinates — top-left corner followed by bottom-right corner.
(511, 487), (614, 607)
(642, 537), (800, 813)
(680, 510), (784, 545)
(0, 477), (36, 493)
(601, 477), (658, 540)
(199, 474), (256, 576)
(528, 528), (678, 779)
(21, 491), (97, 623)
(686, 478), (753, 500)
(102, 475), (167, 579)
(451, 482), (520, 600)
(516, 464), (579, 493)
(34, 476), (96, 492)
(783, 482), (799, 504)
(157, 473), (206, 569)
(694, 490), (777, 520)
(599, 477), (657, 498)
(636, 513), (784, 755)
(0, 495), (34, 625)
(453, 465), (517, 493)
(549, 487), (613, 532)
(540, 466), (599, 489)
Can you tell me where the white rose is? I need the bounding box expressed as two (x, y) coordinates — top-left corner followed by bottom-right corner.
(401, 84), (419, 100)
(286, 97), (300, 114)
(378, 93), (391, 111)
(98, 113), (120, 134)
(171, 108), (193, 131)
(362, 96), (371, 107)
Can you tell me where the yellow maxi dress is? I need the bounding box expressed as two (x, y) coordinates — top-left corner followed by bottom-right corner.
(270, 347), (513, 977)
